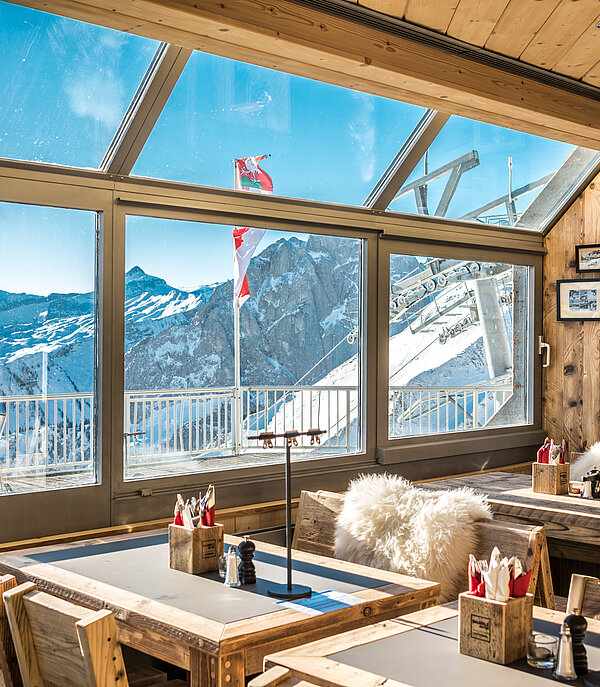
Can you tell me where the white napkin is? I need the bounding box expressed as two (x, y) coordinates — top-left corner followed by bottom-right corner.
(483, 547), (501, 600)
(496, 557), (510, 602)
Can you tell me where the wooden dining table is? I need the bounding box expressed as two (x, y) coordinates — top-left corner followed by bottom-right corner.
(263, 604), (600, 686)
(0, 529), (440, 687)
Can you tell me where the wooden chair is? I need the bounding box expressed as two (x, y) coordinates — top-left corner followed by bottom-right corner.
(1, 577), (186, 687)
(558, 573), (600, 620)
(292, 489), (555, 608)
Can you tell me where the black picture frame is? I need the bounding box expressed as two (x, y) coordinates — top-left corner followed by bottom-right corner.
(557, 278), (600, 322)
(575, 244), (600, 273)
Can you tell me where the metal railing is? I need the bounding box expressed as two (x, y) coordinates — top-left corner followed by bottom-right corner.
(388, 385), (513, 437)
(0, 392), (94, 476)
(0, 382), (513, 478)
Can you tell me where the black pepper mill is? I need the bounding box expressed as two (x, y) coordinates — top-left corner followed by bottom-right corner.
(238, 536), (256, 585)
(565, 608), (588, 675)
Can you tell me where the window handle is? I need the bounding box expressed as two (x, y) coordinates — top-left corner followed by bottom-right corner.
(538, 336), (550, 368)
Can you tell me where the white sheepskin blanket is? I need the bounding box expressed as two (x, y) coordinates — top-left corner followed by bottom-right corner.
(571, 442), (600, 480)
(335, 474), (491, 603)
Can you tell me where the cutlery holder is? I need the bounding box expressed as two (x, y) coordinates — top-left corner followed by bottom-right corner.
(532, 462), (570, 495)
(459, 592), (533, 664)
(169, 523), (224, 574)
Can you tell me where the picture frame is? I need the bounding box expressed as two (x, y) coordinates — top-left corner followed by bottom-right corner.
(575, 244), (600, 273)
(557, 279), (600, 321)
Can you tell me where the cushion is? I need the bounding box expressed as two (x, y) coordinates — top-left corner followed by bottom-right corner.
(335, 473), (491, 603)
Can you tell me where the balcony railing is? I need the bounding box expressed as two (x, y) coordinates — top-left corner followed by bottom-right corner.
(0, 383), (512, 479)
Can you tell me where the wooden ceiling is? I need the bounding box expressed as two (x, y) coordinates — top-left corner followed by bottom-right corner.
(358, 0), (600, 87)
(9, 0), (600, 149)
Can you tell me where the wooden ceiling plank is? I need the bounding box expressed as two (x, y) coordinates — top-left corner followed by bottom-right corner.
(582, 59), (600, 87)
(403, 0), (459, 34)
(551, 16), (600, 79)
(358, 0), (409, 19)
(8, 0), (600, 150)
(484, 0), (563, 59)
(446, 0), (511, 47)
(519, 0), (600, 70)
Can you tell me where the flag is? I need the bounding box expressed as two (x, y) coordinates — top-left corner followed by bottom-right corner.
(233, 155), (272, 305)
(234, 155), (273, 193)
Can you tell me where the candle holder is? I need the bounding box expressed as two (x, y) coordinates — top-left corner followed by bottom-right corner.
(249, 428), (325, 600)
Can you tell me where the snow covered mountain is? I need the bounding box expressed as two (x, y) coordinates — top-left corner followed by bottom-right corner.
(0, 267), (215, 396)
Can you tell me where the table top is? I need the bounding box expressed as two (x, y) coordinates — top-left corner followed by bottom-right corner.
(266, 605), (600, 687)
(421, 471), (600, 546)
(0, 529), (440, 655)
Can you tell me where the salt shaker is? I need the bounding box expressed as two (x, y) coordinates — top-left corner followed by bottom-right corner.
(224, 547), (241, 588)
(555, 622), (577, 681)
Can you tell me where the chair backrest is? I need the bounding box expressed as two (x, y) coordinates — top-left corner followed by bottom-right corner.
(0, 575), (22, 687)
(566, 574), (600, 619)
(3, 579), (129, 687)
(293, 489), (555, 608)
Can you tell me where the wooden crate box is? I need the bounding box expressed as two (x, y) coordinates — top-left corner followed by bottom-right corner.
(532, 462), (570, 495)
(459, 592), (533, 664)
(169, 523), (224, 574)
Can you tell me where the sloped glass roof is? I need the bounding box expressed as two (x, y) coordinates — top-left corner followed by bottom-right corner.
(0, 1), (159, 168)
(388, 116), (598, 230)
(0, 1), (598, 232)
(132, 50), (427, 206)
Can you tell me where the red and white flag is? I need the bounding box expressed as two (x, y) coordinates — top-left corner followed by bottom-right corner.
(233, 156), (272, 306)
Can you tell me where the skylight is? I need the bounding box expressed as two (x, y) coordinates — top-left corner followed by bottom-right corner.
(0, 1), (159, 168)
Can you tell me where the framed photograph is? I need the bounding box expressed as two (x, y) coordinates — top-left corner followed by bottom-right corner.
(576, 244), (600, 273)
(557, 279), (600, 321)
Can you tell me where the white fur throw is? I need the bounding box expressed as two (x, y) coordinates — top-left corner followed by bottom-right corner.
(335, 474), (491, 603)
(571, 442), (600, 480)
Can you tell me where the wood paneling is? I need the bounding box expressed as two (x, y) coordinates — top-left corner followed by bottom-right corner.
(543, 173), (600, 452)
(403, 0), (458, 33)
(447, 0), (511, 47)
(12, 0), (600, 149)
(484, 0), (563, 59)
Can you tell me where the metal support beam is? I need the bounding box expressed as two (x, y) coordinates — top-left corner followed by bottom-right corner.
(459, 175), (552, 222)
(100, 44), (192, 175)
(363, 110), (449, 210)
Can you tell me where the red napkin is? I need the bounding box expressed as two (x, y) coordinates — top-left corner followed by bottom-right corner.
(173, 510), (184, 526)
(537, 443), (550, 463)
(510, 569), (532, 598)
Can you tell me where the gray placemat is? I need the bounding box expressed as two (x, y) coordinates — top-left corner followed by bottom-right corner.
(328, 616), (600, 686)
(28, 534), (390, 624)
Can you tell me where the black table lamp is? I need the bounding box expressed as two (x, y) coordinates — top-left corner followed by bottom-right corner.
(248, 428), (325, 600)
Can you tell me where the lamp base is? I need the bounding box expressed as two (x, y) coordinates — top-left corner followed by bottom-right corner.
(267, 583), (312, 600)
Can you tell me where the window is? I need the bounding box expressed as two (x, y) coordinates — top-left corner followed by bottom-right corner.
(124, 216), (363, 480)
(0, 1), (159, 167)
(388, 253), (531, 438)
(389, 116), (598, 231)
(132, 50), (427, 206)
(0, 202), (98, 494)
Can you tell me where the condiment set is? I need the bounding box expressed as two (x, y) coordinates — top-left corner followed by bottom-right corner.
(222, 536), (256, 588)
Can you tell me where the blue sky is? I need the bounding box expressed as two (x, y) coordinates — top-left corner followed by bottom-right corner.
(0, 0), (579, 295)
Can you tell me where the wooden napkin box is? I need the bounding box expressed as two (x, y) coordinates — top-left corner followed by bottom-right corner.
(459, 592), (533, 664)
(168, 523), (224, 574)
(532, 461), (570, 495)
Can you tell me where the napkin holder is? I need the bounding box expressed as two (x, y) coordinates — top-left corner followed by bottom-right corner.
(459, 592), (533, 664)
(169, 523), (224, 574)
(532, 461), (570, 495)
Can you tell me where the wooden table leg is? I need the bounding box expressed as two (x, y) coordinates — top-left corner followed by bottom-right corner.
(190, 648), (245, 687)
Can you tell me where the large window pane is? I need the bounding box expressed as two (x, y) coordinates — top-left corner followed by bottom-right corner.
(388, 253), (530, 438)
(124, 217), (363, 480)
(389, 116), (599, 231)
(0, 203), (98, 494)
(133, 50), (426, 206)
(0, 1), (159, 167)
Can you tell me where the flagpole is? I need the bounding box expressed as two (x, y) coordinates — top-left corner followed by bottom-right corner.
(233, 296), (242, 454)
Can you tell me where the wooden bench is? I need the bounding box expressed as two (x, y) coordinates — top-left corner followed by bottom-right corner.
(293, 489), (555, 608)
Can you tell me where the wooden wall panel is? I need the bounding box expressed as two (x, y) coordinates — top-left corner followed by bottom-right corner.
(543, 174), (600, 451)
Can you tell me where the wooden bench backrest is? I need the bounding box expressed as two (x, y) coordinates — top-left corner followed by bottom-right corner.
(293, 489), (554, 608)
(3, 579), (129, 687)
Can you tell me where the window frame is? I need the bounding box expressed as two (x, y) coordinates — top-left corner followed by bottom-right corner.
(0, 158), (546, 537)
(377, 235), (544, 466)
